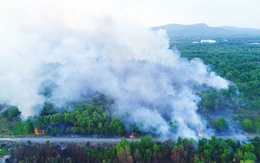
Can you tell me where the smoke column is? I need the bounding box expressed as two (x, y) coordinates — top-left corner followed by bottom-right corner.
(0, 5), (229, 139)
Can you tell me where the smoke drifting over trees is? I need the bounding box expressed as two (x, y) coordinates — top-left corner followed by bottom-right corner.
(0, 8), (229, 139)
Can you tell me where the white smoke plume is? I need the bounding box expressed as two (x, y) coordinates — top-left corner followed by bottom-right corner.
(0, 3), (229, 139)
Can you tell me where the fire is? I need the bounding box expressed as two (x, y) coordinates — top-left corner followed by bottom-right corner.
(34, 127), (44, 135)
(34, 127), (39, 135)
(130, 134), (135, 139)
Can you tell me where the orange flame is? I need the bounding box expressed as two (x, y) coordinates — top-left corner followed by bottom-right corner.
(130, 134), (135, 139)
(34, 127), (40, 135)
(34, 127), (44, 135)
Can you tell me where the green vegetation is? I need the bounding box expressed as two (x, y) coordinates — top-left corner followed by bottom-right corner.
(0, 94), (126, 136)
(174, 37), (260, 107)
(2, 36), (260, 162)
(32, 94), (125, 136)
(0, 146), (9, 158)
(1, 36), (260, 136)
(211, 116), (228, 132)
(6, 136), (260, 162)
(171, 36), (260, 132)
(0, 106), (21, 135)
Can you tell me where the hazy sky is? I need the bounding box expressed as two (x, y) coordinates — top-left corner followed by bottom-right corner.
(1, 0), (260, 28)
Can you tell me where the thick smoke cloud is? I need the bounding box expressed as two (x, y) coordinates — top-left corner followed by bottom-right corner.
(0, 7), (229, 139)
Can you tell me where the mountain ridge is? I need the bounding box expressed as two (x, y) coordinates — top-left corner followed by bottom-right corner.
(152, 23), (260, 37)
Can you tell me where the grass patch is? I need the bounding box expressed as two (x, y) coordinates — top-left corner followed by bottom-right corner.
(0, 146), (9, 157)
(0, 115), (21, 136)
(12, 122), (25, 135)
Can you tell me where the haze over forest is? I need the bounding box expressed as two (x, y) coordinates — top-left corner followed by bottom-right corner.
(0, 0), (260, 139)
(1, 1), (260, 162)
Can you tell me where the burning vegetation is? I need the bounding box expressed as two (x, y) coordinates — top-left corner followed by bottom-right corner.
(34, 127), (44, 135)
(129, 134), (135, 139)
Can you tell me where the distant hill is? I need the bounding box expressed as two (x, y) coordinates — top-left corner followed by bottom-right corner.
(152, 23), (260, 37)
